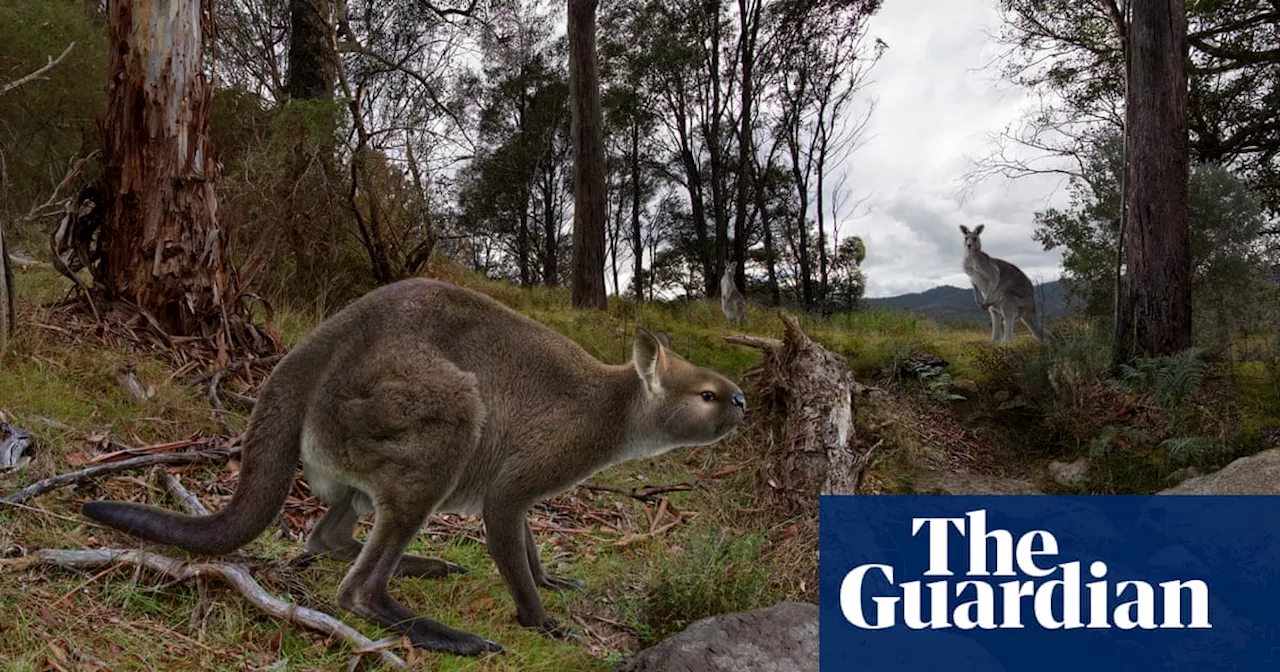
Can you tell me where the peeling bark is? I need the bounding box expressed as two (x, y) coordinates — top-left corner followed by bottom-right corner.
(99, 0), (235, 337)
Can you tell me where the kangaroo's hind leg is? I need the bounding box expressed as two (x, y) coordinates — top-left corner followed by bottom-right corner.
(301, 486), (465, 578)
(1002, 306), (1017, 344)
(988, 307), (1002, 343)
(336, 493), (500, 655)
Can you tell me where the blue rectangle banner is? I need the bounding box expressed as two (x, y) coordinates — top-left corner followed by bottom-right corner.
(819, 496), (1280, 671)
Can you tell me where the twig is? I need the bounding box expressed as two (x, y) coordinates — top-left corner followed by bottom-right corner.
(0, 499), (111, 528)
(153, 468), (209, 516)
(0, 443), (238, 505)
(0, 42), (76, 97)
(852, 439), (883, 494)
(579, 482), (694, 502)
(189, 354), (284, 385)
(725, 333), (784, 351)
(19, 549), (406, 669)
(222, 390), (258, 410)
(6, 252), (53, 270)
(206, 371), (237, 436)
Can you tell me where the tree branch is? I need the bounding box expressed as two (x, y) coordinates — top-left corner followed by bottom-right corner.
(17, 549), (406, 669)
(418, 0), (478, 20)
(0, 42), (75, 97)
(0, 442), (239, 505)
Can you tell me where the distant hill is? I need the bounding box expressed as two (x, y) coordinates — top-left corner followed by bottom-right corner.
(866, 280), (1071, 324)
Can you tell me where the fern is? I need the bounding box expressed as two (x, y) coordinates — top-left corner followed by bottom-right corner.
(1116, 347), (1207, 405)
(1089, 425), (1151, 458)
(1155, 348), (1207, 404)
(1160, 436), (1217, 463)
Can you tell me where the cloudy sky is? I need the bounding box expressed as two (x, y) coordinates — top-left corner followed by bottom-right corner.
(843, 0), (1068, 297)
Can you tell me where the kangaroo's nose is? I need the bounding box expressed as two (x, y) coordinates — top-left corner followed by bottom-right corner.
(731, 392), (746, 412)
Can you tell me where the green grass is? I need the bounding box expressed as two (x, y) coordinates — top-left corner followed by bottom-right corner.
(4, 260), (1280, 668)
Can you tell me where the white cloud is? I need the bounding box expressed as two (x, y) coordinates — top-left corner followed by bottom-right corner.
(835, 0), (1069, 297)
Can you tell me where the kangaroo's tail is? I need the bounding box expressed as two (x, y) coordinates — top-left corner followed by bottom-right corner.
(82, 363), (306, 556)
(1024, 308), (1053, 343)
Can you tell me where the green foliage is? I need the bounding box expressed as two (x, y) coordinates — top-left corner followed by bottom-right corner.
(996, 0), (1280, 211)
(1088, 425), (1152, 459)
(637, 529), (776, 644)
(1033, 131), (1272, 325)
(1159, 436), (1218, 463)
(1117, 347), (1208, 405)
(0, 0), (107, 243)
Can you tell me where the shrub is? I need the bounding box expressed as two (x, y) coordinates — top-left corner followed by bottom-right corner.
(638, 529), (775, 644)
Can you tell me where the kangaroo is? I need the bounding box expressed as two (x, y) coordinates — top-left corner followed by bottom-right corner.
(82, 278), (746, 656)
(960, 224), (1048, 344)
(720, 262), (747, 326)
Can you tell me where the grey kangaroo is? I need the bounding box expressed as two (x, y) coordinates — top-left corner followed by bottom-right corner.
(83, 278), (747, 656)
(720, 262), (747, 325)
(960, 224), (1048, 343)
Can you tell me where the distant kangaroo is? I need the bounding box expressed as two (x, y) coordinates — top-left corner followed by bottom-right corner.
(960, 224), (1048, 344)
(720, 262), (747, 326)
(83, 279), (746, 656)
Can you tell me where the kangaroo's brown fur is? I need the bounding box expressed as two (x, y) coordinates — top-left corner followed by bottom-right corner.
(83, 278), (746, 655)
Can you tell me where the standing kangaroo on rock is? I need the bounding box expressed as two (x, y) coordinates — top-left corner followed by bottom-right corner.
(82, 279), (747, 656)
(720, 262), (747, 326)
(960, 224), (1048, 344)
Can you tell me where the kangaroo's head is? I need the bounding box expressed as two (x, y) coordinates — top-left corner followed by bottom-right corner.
(721, 262), (736, 285)
(630, 328), (746, 452)
(959, 224), (985, 253)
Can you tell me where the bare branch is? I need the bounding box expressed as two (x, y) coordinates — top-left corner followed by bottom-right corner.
(0, 42), (76, 97)
(418, 0), (478, 20)
(0, 442), (239, 505)
(17, 549), (406, 669)
(153, 467), (210, 516)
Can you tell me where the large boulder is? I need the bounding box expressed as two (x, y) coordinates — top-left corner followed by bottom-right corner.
(1159, 449), (1280, 495)
(616, 601), (817, 672)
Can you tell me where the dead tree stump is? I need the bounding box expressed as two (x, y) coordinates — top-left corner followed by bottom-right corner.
(727, 312), (867, 514)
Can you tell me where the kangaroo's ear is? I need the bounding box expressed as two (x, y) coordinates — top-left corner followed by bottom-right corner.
(959, 225), (970, 235)
(652, 330), (672, 350)
(633, 328), (668, 391)
(975, 224), (985, 235)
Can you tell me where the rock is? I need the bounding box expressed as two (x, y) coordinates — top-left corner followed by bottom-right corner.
(1164, 466), (1202, 486)
(1159, 449), (1280, 495)
(911, 470), (1042, 495)
(950, 379), (979, 398)
(616, 601), (817, 672)
(1047, 458), (1090, 488)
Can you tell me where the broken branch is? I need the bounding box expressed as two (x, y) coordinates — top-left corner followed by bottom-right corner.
(0, 442), (238, 505)
(580, 482), (694, 502)
(0, 43), (76, 97)
(20, 549), (406, 669)
(153, 468), (209, 516)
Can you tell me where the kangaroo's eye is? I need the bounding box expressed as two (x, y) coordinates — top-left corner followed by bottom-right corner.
(700, 391), (716, 402)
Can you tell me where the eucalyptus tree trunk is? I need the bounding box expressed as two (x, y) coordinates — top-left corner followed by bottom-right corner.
(99, 0), (235, 336)
(0, 214), (13, 354)
(1114, 0), (1191, 362)
(287, 0), (335, 101)
(569, 0), (608, 310)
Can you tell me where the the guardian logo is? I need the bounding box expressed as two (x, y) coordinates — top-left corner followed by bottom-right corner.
(839, 509), (1212, 631)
